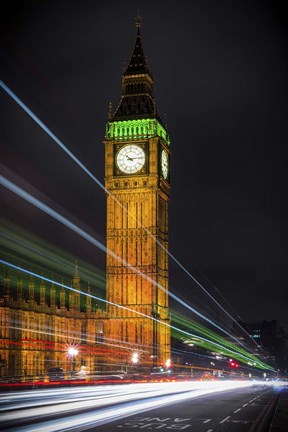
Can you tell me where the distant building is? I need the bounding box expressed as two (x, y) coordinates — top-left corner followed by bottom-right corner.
(240, 320), (288, 374)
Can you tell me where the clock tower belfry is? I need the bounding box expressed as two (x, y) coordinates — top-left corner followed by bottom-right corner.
(104, 14), (170, 370)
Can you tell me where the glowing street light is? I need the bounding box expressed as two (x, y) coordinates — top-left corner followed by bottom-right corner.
(131, 352), (139, 365)
(67, 345), (79, 376)
(68, 347), (79, 358)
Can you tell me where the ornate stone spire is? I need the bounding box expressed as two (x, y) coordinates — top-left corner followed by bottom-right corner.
(28, 274), (34, 303)
(86, 281), (91, 313)
(60, 279), (66, 309)
(72, 261), (80, 311)
(111, 13), (158, 122)
(50, 278), (56, 307)
(17, 276), (23, 301)
(40, 277), (46, 306)
(124, 12), (149, 76)
(135, 8), (142, 28)
(72, 261), (80, 287)
(3, 269), (10, 299)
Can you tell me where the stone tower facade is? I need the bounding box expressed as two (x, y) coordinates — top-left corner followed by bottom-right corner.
(104, 15), (171, 368)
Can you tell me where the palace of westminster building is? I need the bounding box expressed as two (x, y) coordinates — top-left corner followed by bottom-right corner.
(0, 16), (171, 377)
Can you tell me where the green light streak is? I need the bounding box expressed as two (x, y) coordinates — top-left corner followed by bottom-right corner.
(171, 311), (273, 371)
(1, 254), (274, 371)
(0, 219), (106, 293)
(106, 118), (170, 146)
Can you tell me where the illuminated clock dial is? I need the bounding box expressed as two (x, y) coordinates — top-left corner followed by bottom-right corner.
(161, 149), (169, 179)
(116, 144), (145, 174)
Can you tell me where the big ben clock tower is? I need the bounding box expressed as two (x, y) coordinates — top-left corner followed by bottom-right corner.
(104, 14), (170, 369)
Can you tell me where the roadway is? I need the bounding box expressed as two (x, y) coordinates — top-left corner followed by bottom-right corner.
(0, 380), (287, 431)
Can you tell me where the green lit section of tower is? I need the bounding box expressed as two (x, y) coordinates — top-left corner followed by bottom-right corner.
(106, 118), (170, 145)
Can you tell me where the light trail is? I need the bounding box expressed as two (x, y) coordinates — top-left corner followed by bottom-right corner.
(0, 222), (106, 291)
(0, 259), (274, 370)
(4, 323), (155, 357)
(0, 81), (106, 194)
(1, 222), (269, 367)
(0, 79), (259, 349)
(0, 173), (262, 360)
(0, 177), (230, 336)
(171, 311), (265, 366)
(0, 381), (278, 432)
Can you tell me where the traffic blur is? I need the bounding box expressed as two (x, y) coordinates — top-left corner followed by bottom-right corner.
(1, 379), (287, 432)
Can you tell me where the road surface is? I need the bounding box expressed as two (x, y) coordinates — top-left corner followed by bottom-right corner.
(0, 380), (287, 431)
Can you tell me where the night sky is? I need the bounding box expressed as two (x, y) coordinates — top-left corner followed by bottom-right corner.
(1, 0), (288, 333)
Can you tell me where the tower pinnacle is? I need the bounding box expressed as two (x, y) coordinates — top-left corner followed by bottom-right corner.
(111, 15), (158, 121)
(135, 9), (142, 29)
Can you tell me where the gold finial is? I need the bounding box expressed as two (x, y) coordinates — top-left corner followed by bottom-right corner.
(164, 113), (168, 129)
(135, 8), (142, 29)
(108, 101), (112, 119)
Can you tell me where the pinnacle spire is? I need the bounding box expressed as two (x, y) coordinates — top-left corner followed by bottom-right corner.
(111, 14), (158, 122)
(74, 260), (79, 278)
(124, 11), (150, 77)
(135, 9), (142, 29)
(72, 260), (80, 290)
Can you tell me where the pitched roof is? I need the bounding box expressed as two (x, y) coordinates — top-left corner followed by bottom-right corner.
(124, 26), (151, 77)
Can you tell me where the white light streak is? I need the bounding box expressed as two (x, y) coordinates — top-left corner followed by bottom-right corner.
(0, 79), (260, 350)
(1, 381), (271, 432)
(1, 258), (272, 368)
(0, 173), (261, 362)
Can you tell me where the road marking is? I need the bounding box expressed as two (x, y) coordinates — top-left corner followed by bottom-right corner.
(219, 416), (231, 423)
(203, 419), (211, 423)
(233, 408), (241, 413)
(242, 403), (248, 407)
(206, 429), (213, 432)
(230, 420), (253, 424)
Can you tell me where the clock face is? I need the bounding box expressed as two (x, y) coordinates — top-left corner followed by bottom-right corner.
(116, 144), (146, 174)
(161, 149), (169, 179)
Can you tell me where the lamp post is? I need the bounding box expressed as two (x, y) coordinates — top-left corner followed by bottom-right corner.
(165, 358), (171, 373)
(131, 352), (139, 372)
(68, 346), (78, 378)
(165, 358), (171, 368)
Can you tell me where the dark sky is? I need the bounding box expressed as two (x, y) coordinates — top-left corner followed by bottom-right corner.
(1, 0), (288, 333)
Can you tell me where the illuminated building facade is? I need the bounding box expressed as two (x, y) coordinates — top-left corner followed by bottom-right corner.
(0, 265), (106, 377)
(104, 15), (171, 367)
(0, 16), (170, 377)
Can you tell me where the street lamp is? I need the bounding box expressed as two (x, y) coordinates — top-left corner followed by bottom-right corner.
(67, 346), (78, 377)
(132, 352), (139, 365)
(165, 359), (171, 369)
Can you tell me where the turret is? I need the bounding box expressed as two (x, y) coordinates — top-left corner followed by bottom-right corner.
(16, 276), (23, 302)
(28, 274), (35, 304)
(60, 280), (66, 310)
(40, 278), (46, 306)
(86, 282), (92, 314)
(72, 261), (80, 311)
(3, 269), (10, 301)
(50, 279), (56, 308)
